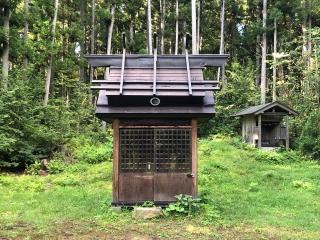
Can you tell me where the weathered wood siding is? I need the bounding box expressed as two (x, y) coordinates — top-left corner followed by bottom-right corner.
(109, 68), (204, 81)
(242, 115), (259, 146)
(113, 119), (198, 204)
(242, 114), (288, 148)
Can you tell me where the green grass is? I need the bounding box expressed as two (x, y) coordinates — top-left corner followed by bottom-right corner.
(1, 136), (320, 239)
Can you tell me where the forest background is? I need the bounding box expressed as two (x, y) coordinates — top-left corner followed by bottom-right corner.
(0, 0), (320, 170)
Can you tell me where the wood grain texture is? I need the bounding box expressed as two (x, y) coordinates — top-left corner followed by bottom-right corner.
(192, 119), (198, 197)
(119, 125), (192, 129)
(154, 173), (193, 201)
(286, 115), (289, 150)
(119, 173), (154, 202)
(85, 54), (229, 68)
(119, 119), (192, 126)
(112, 119), (120, 202)
(109, 68), (204, 81)
(258, 115), (262, 148)
(114, 121), (198, 203)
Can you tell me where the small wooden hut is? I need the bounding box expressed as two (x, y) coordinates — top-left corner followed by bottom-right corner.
(234, 101), (298, 149)
(86, 34), (228, 205)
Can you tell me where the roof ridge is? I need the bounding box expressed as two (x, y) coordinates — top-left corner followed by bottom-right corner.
(233, 101), (298, 116)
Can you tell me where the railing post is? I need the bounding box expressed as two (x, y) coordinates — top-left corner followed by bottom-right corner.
(119, 33), (126, 95)
(153, 33), (158, 96)
(185, 33), (192, 95)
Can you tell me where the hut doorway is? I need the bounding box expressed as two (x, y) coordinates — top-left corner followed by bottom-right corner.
(261, 122), (286, 147)
(118, 126), (194, 203)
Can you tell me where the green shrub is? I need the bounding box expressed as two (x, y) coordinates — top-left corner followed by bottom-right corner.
(141, 201), (155, 207)
(201, 204), (221, 225)
(253, 150), (303, 164)
(52, 175), (82, 186)
(280, 150), (305, 162)
(74, 143), (112, 164)
(164, 194), (202, 216)
(298, 109), (320, 159)
(228, 137), (254, 150)
(22, 179), (45, 192)
(0, 175), (45, 192)
(65, 163), (90, 173)
(26, 161), (41, 175)
(199, 62), (259, 137)
(0, 175), (11, 187)
(47, 160), (66, 174)
(0, 69), (107, 171)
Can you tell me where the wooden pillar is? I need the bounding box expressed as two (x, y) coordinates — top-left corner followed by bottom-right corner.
(191, 119), (198, 197)
(258, 114), (262, 148)
(112, 119), (120, 204)
(285, 115), (289, 150)
(241, 118), (245, 140)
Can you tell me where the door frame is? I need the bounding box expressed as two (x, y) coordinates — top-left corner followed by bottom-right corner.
(112, 119), (197, 204)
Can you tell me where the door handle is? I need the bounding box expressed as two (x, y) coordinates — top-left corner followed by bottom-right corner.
(186, 173), (194, 178)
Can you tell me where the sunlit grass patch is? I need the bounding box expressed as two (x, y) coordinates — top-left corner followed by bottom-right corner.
(0, 136), (320, 239)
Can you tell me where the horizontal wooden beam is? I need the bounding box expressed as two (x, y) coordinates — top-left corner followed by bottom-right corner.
(85, 54), (229, 68)
(91, 80), (219, 85)
(91, 85), (218, 91)
(93, 90), (208, 96)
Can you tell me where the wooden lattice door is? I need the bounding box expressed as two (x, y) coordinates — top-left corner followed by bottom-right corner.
(118, 127), (194, 203)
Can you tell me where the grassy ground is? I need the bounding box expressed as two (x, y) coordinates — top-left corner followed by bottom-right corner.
(0, 136), (319, 239)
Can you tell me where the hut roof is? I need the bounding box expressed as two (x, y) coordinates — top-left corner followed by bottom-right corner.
(86, 54), (229, 120)
(85, 54), (229, 68)
(233, 101), (298, 117)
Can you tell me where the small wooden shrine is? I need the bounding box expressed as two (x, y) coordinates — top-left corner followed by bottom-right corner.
(86, 34), (228, 205)
(234, 101), (298, 149)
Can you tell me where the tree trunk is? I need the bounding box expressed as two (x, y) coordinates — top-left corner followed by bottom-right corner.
(147, 0), (152, 54)
(255, 3), (261, 86)
(103, 3), (115, 130)
(196, 0), (201, 53)
(302, 0), (311, 97)
(301, 0), (308, 97)
(2, 8), (10, 90)
(261, 0), (267, 104)
(306, 4), (312, 97)
(301, 0), (308, 61)
(182, 20), (186, 52)
(256, 34), (261, 86)
(175, 0), (179, 55)
(79, 0), (85, 82)
(315, 44), (319, 104)
(24, 0), (29, 69)
(160, 0), (166, 54)
(272, 18), (277, 102)
(217, 0), (225, 85)
(307, 15), (312, 63)
(89, 0), (96, 84)
(104, 4), (115, 81)
(44, 0), (59, 106)
(107, 4), (115, 55)
(191, 0), (197, 54)
(130, 19), (134, 46)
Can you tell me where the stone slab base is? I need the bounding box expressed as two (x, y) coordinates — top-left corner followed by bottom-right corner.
(132, 207), (163, 219)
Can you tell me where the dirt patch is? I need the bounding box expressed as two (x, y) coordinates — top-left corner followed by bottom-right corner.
(0, 221), (43, 240)
(1, 219), (318, 240)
